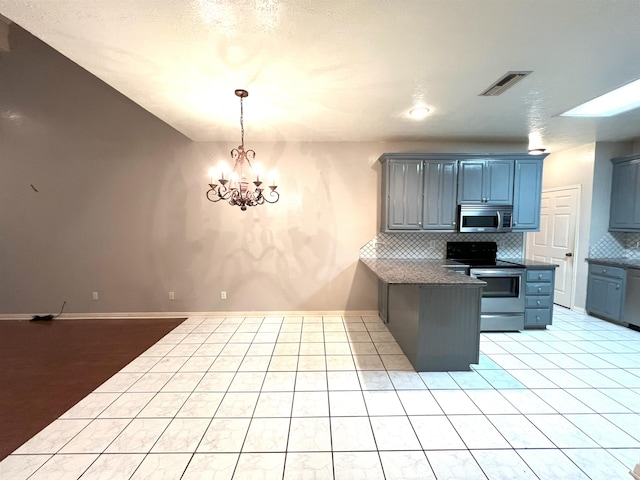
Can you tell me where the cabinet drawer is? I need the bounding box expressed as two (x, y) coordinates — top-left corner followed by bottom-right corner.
(588, 264), (624, 279)
(525, 296), (552, 309)
(526, 270), (553, 283)
(525, 308), (551, 326)
(525, 283), (552, 295)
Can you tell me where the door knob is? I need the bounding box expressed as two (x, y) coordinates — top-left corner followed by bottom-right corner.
(565, 253), (573, 257)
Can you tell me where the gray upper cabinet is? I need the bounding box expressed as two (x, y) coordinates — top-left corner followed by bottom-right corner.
(380, 153), (546, 232)
(513, 159), (543, 232)
(609, 155), (640, 232)
(380, 154), (457, 232)
(457, 159), (514, 205)
(385, 158), (423, 230)
(422, 160), (458, 230)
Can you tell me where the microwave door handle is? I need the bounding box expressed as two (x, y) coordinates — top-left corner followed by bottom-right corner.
(496, 210), (501, 230)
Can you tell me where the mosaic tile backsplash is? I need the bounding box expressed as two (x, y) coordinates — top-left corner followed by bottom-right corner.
(589, 232), (640, 260)
(360, 232), (525, 259)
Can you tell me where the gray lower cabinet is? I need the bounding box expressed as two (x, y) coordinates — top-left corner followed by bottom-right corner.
(624, 268), (640, 328)
(524, 268), (555, 328)
(378, 280), (388, 323)
(586, 263), (626, 322)
(387, 284), (481, 371)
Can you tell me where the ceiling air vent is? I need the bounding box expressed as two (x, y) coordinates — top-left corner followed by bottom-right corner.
(479, 71), (532, 96)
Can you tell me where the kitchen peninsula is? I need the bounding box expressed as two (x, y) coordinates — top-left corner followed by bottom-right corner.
(361, 258), (485, 371)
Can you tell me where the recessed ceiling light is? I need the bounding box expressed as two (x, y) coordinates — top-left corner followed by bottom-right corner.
(409, 107), (430, 120)
(561, 78), (640, 117)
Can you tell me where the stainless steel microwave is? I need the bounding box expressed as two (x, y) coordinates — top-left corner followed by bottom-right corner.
(458, 205), (513, 233)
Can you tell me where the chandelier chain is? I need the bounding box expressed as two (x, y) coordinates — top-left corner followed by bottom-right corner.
(239, 95), (245, 148)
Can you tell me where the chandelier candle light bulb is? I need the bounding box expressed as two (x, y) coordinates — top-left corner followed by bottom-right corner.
(205, 89), (280, 211)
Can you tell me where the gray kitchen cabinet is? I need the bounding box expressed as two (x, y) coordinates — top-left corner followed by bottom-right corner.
(422, 159), (458, 230)
(378, 280), (389, 323)
(380, 154), (457, 232)
(586, 263), (626, 322)
(457, 159), (514, 205)
(524, 268), (555, 328)
(384, 157), (423, 230)
(609, 155), (640, 231)
(513, 159), (543, 232)
(624, 268), (640, 328)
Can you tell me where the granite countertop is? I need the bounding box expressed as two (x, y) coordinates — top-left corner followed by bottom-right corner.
(499, 258), (560, 269)
(360, 258), (485, 286)
(586, 257), (640, 269)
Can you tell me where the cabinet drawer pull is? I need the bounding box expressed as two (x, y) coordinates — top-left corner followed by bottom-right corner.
(603, 268), (607, 273)
(537, 287), (542, 293)
(536, 300), (541, 305)
(538, 274), (543, 280)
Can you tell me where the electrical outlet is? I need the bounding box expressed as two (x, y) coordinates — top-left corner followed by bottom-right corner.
(428, 240), (436, 249)
(220, 291), (227, 300)
(92, 291), (99, 301)
(169, 291), (175, 300)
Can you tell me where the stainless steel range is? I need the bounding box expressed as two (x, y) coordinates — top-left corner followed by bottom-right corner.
(447, 242), (525, 332)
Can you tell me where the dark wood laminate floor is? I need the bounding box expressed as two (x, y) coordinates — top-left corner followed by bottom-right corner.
(0, 318), (185, 461)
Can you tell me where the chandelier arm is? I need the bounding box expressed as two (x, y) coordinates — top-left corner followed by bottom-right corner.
(262, 189), (280, 204)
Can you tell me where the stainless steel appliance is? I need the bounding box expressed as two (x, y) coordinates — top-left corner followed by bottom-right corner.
(447, 242), (525, 331)
(458, 205), (513, 233)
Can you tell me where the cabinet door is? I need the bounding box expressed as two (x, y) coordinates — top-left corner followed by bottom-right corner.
(513, 159), (543, 231)
(586, 274), (624, 321)
(387, 159), (423, 230)
(457, 161), (485, 203)
(485, 160), (514, 204)
(610, 159), (640, 231)
(423, 160), (457, 230)
(624, 269), (640, 327)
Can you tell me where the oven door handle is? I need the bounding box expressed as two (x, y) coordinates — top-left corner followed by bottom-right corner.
(470, 269), (525, 278)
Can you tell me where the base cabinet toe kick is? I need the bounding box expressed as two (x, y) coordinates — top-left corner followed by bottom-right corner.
(386, 284), (482, 372)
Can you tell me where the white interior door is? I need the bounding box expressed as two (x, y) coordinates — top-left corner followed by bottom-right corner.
(526, 186), (580, 309)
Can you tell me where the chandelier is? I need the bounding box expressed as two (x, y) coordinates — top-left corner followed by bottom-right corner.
(206, 89), (280, 211)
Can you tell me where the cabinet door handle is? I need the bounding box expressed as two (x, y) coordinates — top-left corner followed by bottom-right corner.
(565, 253), (573, 257)
(616, 284), (620, 290)
(537, 287), (542, 293)
(538, 274), (543, 280)
(536, 300), (541, 305)
(603, 268), (607, 273)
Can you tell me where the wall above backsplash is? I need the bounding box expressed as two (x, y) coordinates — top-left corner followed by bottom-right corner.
(360, 232), (525, 259)
(589, 232), (640, 260)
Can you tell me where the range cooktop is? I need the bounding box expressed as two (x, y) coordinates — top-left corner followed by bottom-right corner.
(446, 241), (525, 269)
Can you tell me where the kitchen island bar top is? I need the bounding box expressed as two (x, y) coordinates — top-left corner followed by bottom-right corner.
(360, 258), (485, 285)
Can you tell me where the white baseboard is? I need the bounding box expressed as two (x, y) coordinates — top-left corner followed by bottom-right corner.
(0, 310), (380, 321)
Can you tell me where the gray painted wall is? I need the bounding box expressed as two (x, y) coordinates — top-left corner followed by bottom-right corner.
(0, 24), (534, 316)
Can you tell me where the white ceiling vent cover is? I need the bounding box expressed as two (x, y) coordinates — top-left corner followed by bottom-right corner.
(480, 71), (532, 96)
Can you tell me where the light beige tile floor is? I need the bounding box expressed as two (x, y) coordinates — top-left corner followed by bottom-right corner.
(1, 306), (639, 479)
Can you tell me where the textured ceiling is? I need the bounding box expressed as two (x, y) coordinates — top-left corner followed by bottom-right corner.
(1, 0), (640, 153)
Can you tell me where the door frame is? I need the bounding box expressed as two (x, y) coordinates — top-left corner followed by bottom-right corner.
(525, 184), (581, 310)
